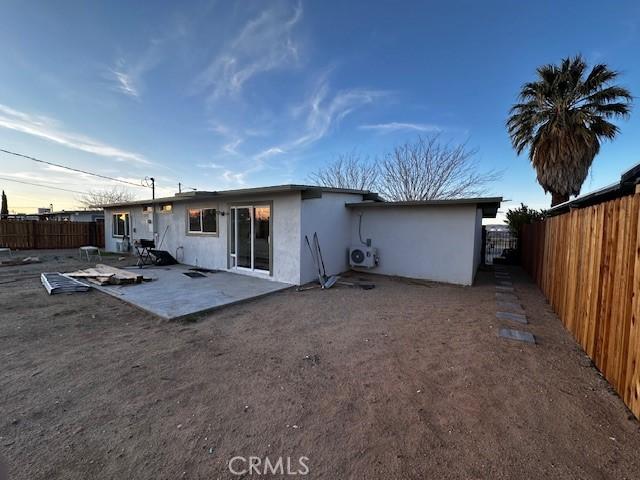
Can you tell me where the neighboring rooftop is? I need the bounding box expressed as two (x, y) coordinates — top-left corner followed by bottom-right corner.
(549, 162), (640, 215)
(99, 184), (383, 208)
(45, 209), (103, 215)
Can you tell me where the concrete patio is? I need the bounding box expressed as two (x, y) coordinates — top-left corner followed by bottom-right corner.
(91, 265), (292, 320)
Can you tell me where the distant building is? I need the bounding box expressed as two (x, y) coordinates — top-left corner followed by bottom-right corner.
(41, 209), (104, 222)
(6, 213), (40, 221)
(484, 223), (509, 232)
(2, 209), (103, 222)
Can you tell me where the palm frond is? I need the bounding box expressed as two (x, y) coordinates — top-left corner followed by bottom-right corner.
(583, 86), (633, 106)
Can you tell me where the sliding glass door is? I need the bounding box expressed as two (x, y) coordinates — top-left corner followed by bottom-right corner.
(236, 207), (252, 268)
(229, 205), (271, 273)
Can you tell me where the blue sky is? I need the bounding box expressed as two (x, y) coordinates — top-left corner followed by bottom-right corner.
(0, 0), (638, 217)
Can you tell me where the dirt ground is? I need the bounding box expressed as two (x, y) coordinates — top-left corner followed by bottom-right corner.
(1, 250), (640, 479)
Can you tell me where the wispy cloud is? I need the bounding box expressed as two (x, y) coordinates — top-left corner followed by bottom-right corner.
(222, 170), (247, 185)
(108, 19), (188, 99)
(253, 77), (388, 159)
(254, 147), (285, 161)
(2, 170), (72, 184)
(196, 161), (224, 169)
(207, 74), (388, 187)
(0, 103), (150, 164)
(359, 122), (441, 133)
(109, 51), (161, 99)
(111, 68), (140, 98)
(195, 2), (303, 99)
(188, 5), (389, 188)
(223, 138), (243, 155)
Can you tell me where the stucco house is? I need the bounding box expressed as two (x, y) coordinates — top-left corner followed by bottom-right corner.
(102, 185), (501, 286)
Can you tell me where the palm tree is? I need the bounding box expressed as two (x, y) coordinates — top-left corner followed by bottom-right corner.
(1, 190), (7, 219)
(507, 55), (632, 206)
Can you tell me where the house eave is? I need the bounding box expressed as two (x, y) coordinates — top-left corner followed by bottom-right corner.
(345, 197), (503, 218)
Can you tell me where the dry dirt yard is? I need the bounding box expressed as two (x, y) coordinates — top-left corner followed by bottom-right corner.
(2, 250), (640, 479)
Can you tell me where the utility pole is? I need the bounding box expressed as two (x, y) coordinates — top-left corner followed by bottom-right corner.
(149, 177), (157, 244)
(178, 182), (182, 193)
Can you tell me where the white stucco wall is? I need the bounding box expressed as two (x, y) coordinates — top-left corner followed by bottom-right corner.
(103, 192), (302, 284)
(472, 208), (483, 277)
(105, 194), (486, 287)
(299, 192), (365, 285)
(349, 205), (479, 285)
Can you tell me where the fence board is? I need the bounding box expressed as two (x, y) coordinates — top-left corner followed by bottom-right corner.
(521, 192), (640, 419)
(624, 201), (640, 412)
(0, 220), (104, 250)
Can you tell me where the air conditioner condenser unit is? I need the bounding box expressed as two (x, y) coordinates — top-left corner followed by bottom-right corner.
(349, 246), (377, 268)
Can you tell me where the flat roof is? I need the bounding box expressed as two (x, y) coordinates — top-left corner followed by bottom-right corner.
(100, 184), (382, 208)
(345, 197), (503, 218)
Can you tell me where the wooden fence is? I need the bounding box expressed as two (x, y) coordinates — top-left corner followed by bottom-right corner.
(0, 220), (104, 249)
(520, 192), (640, 419)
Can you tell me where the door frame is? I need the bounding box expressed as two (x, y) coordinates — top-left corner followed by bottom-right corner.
(227, 201), (273, 276)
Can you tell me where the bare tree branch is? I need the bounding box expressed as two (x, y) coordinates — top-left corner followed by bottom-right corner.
(307, 151), (379, 191)
(76, 186), (136, 208)
(377, 135), (501, 201)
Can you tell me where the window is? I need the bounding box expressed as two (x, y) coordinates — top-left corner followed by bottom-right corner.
(160, 203), (173, 213)
(112, 213), (130, 237)
(188, 208), (217, 234)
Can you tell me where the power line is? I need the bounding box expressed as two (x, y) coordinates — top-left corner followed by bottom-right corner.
(0, 148), (149, 189)
(0, 147), (199, 193)
(0, 175), (88, 195)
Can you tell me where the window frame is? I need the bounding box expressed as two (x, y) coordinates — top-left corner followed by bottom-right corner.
(111, 212), (130, 238)
(186, 207), (218, 236)
(160, 203), (173, 213)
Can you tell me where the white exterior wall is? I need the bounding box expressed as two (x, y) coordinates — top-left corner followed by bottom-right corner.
(472, 208), (483, 277)
(105, 193), (487, 287)
(350, 205), (479, 285)
(103, 192), (302, 284)
(299, 192), (365, 285)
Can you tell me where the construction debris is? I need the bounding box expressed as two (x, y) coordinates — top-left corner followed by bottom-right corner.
(65, 264), (147, 286)
(337, 280), (375, 290)
(0, 256), (41, 267)
(305, 233), (339, 289)
(41, 273), (91, 295)
(498, 328), (536, 344)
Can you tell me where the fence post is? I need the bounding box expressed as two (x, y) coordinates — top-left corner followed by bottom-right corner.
(30, 221), (36, 249)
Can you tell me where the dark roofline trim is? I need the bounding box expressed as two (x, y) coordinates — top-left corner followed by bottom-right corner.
(345, 197), (502, 208)
(548, 162), (640, 216)
(345, 197), (503, 218)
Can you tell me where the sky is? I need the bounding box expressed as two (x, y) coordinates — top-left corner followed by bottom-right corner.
(0, 0), (638, 220)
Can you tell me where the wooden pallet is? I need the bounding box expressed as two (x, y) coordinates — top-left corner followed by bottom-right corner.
(66, 264), (145, 285)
